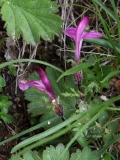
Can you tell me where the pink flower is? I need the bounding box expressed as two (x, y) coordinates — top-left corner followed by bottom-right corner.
(19, 67), (64, 118)
(63, 16), (102, 64)
(19, 67), (55, 101)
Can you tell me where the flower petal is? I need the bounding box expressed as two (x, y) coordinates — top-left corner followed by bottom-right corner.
(19, 80), (46, 91)
(34, 68), (56, 100)
(76, 17), (89, 38)
(75, 39), (83, 64)
(75, 17), (89, 64)
(63, 27), (76, 40)
(83, 31), (102, 39)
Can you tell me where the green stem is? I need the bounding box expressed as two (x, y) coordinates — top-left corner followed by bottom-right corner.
(0, 59), (63, 73)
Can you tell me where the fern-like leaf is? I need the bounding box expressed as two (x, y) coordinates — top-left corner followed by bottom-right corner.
(0, 0), (62, 44)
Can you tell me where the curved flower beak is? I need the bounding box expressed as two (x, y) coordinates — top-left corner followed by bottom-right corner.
(34, 68), (55, 100)
(19, 68), (55, 101)
(63, 16), (103, 64)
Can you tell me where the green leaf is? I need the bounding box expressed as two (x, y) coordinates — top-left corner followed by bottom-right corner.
(23, 150), (42, 160)
(100, 70), (120, 83)
(0, 95), (13, 123)
(80, 147), (99, 160)
(85, 38), (120, 53)
(57, 62), (91, 81)
(1, 0), (62, 44)
(99, 134), (120, 155)
(0, 0), (4, 6)
(0, 59), (63, 73)
(8, 65), (17, 76)
(0, 95), (12, 111)
(107, 119), (119, 133)
(103, 134), (113, 144)
(91, 0), (116, 21)
(101, 153), (111, 160)
(43, 144), (69, 160)
(25, 88), (50, 116)
(102, 65), (111, 76)
(98, 111), (110, 126)
(70, 150), (81, 160)
(0, 76), (6, 92)
(25, 87), (45, 102)
(1, 114), (13, 123)
(40, 112), (62, 130)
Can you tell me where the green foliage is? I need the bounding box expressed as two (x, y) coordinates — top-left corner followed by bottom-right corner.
(43, 144), (69, 160)
(15, 145), (99, 160)
(0, 76), (5, 92)
(24, 67), (77, 129)
(0, 0), (62, 44)
(0, 1), (119, 159)
(76, 55), (112, 99)
(0, 95), (13, 123)
(46, 67), (77, 118)
(8, 65), (17, 76)
(101, 153), (112, 160)
(0, 76), (13, 123)
(25, 88), (50, 116)
(88, 111), (119, 144)
(92, 0), (120, 58)
(85, 38), (120, 53)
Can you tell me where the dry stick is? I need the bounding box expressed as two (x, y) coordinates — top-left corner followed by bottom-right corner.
(27, 45), (38, 68)
(63, 0), (77, 68)
(62, 0), (74, 69)
(15, 40), (26, 94)
(70, 0), (76, 27)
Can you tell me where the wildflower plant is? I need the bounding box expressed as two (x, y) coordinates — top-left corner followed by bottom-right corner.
(63, 17), (102, 84)
(63, 17), (102, 65)
(0, 0), (120, 160)
(19, 67), (64, 119)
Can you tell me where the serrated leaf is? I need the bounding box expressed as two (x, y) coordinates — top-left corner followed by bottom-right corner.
(27, 101), (49, 116)
(0, 95), (12, 110)
(25, 87), (44, 102)
(81, 147), (99, 160)
(1, 0), (62, 44)
(70, 150), (81, 160)
(43, 144), (69, 160)
(81, 147), (92, 160)
(23, 150), (42, 160)
(24, 87), (51, 116)
(89, 151), (99, 160)
(1, 114), (13, 123)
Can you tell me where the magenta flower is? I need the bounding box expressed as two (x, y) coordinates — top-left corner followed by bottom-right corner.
(63, 16), (102, 64)
(19, 67), (55, 101)
(19, 67), (64, 118)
